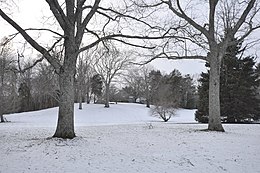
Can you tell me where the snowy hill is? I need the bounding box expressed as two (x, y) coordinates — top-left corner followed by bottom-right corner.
(1, 103), (260, 173)
(4, 103), (197, 127)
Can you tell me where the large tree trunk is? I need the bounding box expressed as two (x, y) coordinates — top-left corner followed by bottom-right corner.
(53, 71), (76, 138)
(208, 51), (225, 132)
(104, 83), (110, 108)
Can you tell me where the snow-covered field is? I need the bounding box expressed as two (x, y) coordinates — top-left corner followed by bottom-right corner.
(0, 103), (259, 173)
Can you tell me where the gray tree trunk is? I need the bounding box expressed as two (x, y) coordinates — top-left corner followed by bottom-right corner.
(86, 86), (90, 104)
(78, 88), (82, 110)
(0, 101), (4, 122)
(146, 86), (150, 108)
(53, 39), (77, 138)
(53, 71), (76, 138)
(208, 51), (225, 132)
(104, 83), (110, 108)
(0, 77), (5, 122)
(0, 114), (4, 122)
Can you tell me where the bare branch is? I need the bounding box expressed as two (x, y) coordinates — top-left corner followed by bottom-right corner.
(164, 0), (210, 39)
(76, 0), (101, 45)
(108, 38), (155, 49)
(97, 6), (161, 30)
(134, 52), (207, 66)
(14, 55), (45, 74)
(0, 9), (61, 71)
(79, 33), (187, 53)
(45, 0), (70, 31)
(232, 0), (257, 35)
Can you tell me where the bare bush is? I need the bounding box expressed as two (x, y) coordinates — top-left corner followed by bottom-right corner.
(151, 104), (176, 122)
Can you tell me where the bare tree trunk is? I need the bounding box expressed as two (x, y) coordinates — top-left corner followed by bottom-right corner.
(146, 87), (150, 108)
(104, 83), (110, 108)
(93, 95), (96, 104)
(53, 42), (77, 138)
(86, 86), (90, 104)
(53, 71), (76, 138)
(0, 114), (4, 122)
(78, 88), (82, 110)
(0, 80), (5, 122)
(86, 93), (90, 104)
(208, 51), (225, 132)
(0, 102), (4, 122)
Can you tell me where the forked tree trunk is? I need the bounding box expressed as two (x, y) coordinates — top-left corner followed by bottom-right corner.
(208, 51), (225, 132)
(53, 70), (76, 139)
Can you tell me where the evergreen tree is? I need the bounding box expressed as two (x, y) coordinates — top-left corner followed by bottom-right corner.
(196, 40), (260, 123)
(18, 82), (33, 112)
(91, 74), (103, 103)
(148, 70), (163, 104)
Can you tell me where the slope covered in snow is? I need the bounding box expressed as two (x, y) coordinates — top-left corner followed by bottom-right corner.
(0, 103), (259, 173)
(4, 103), (197, 127)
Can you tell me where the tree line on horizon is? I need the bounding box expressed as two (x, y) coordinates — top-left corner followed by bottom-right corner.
(1, 37), (260, 124)
(0, 40), (198, 122)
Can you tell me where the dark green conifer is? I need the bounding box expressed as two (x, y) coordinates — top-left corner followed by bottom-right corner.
(196, 39), (260, 123)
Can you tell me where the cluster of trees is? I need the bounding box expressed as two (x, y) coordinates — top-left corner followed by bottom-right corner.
(1, 38), (197, 123)
(0, 41), (59, 119)
(196, 39), (260, 123)
(1, 0), (260, 138)
(110, 68), (197, 122)
(122, 68), (197, 108)
(0, 41), (135, 119)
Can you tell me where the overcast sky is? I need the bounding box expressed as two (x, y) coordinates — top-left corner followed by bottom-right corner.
(1, 0), (260, 76)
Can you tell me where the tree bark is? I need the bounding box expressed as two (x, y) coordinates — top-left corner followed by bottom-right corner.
(53, 39), (77, 138)
(104, 83), (110, 108)
(53, 70), (76, 139)
(208, 51), (225, 132)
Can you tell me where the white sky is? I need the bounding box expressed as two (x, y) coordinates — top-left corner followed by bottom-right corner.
(1, 0), (260, 76)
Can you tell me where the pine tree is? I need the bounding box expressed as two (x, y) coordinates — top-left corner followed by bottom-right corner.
(91, 74), (103, 103)
(196, 40), (260, 123)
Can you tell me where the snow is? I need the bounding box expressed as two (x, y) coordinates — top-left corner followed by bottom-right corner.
(0, 103), (260, 173)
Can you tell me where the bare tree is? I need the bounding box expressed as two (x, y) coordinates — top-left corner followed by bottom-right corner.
(0, 1), (175, 138)
(124, 65), (153, 107)
(75, 51), (93, 109)
(134, 0), (260, 131)
(32, 61), (59, 110)
(150, 83), (177, 122)
(0, 37), (17, 122)
(141, 65), (154, 108)
(92, 43), (133, 108)
(124, 68), (146, 103)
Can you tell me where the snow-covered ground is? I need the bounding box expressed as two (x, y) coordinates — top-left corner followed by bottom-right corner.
(0, 103), (259, 173)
